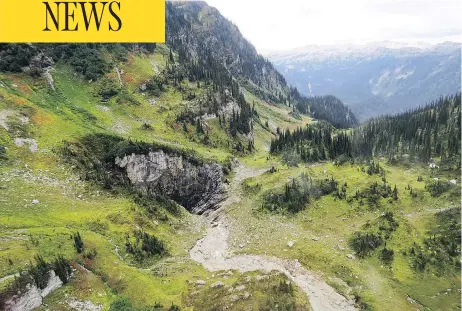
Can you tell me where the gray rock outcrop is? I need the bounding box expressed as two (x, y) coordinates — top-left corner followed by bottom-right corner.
(4, 270), (63, 311)
(14, 138), (38, 153)
(115, 150), (225, 214)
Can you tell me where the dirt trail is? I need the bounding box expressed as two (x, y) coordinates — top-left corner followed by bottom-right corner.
(203, 163), (266, 220)
(190, 163), (358, 311)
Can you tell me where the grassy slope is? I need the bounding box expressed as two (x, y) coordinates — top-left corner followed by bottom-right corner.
(0, 47), (459, 311)
(0, 47), (311, 310)
(227, 160), (460, 311)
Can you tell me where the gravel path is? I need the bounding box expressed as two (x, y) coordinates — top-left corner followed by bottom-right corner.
(190, 163), (358, 311)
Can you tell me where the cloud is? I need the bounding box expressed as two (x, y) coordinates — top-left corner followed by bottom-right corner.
(203, 0), (462, 51)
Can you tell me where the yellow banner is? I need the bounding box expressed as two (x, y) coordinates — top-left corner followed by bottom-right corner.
(0, 0), (165, 43)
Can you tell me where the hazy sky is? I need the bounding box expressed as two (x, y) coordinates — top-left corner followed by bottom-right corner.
(203, 0), (462, 51)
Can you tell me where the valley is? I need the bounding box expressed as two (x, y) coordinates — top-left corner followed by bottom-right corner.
(266, 42), (461, 120)
(0, 2), (460, 311)
(190, 164), (357, 311)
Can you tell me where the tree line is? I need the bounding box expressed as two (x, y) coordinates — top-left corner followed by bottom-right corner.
(270, 94), (461, 164)
(288, 88), (358, 128)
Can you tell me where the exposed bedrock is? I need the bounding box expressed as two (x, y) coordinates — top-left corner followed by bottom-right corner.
(115, 150), (225, 214)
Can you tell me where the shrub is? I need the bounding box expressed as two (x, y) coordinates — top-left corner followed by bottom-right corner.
(366, 160), (383, 176)
(133, 192), (181, 217)
(84, 249), (98, 260)
(263, 176), (310, 213)
(28, 255), (50, 289)
(0, 44), (37, 72)
(409, 208), (461, 274)
(319, 177), (338, 195)
(73, 232), (84, 253)
(353, 182), (393, 207)
(349, 232), (383, 258)
(109, 299), (179, 311)
(105, 44), (129, 62)
(377, 212), (399, 238)
(260, 279), (297, 311)
(425, 180), (452, 197)
(117, 89), (139, 105)
(281, 149), (301, 167)
(0, 44), (116, 80)
(110, 297), (137, 311)
(145, 76), (165, 96)
(352, 293), (373, 311)
(67, 45), (110, 80)
(410, 245), (427, 271)
(36, 44), (111, 80)
(97, 77), (119, 100)
(125, 230), (166, 261)
(139, 232), (165, 255)
(52, 255), (72, 284)
(0, 145), (6, 160)
(379, 247), (394, 264)
(335, 154), (350, 166)
(140, 122), (153, 131)
(263, 175), (344, 213)
(350, 212), (399, 262)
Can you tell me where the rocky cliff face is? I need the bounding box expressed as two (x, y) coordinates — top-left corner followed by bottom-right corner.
(115, 150), (225, 214)
(167, 1), (288, 95)
(4, 271), (63, 311)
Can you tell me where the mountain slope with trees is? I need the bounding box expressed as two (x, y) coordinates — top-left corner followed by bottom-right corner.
(0, 2), (357, 130)
(271, 94), (461, 166)
(165, 1), (357, 129)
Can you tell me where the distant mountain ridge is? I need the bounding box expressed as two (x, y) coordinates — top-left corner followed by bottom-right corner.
(266, 41), (459, 61)
(265, 41), (461, 120)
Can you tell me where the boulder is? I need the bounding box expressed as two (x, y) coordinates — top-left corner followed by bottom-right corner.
(5, 271), (63, 311)
(211, 281), (224, 288)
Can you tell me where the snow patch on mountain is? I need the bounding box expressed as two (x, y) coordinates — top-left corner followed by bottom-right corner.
(265, 41), (461, 120)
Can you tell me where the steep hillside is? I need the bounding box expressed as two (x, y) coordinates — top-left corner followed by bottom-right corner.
(266, 41), (461, 120)
(0, 2), (460, 311)
(0, 51), (312, 310)
(167, 1), (288, 100)
(165, 1), (357, 129)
